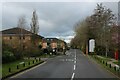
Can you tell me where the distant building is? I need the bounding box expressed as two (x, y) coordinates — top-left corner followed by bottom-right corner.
(42, 38), (67, 53)
(1, 27), (44, 50)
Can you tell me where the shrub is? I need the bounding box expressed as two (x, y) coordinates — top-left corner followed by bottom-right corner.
(23, 47), (43, 57)
(94, 46), (106, 55)
(2, 42), (14, 53)
(2, 51), (16, 63)
(13, 48), (23, 60)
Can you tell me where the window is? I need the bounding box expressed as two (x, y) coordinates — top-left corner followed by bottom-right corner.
(23, 36), (25, 40)
(10, 36), (12, 39)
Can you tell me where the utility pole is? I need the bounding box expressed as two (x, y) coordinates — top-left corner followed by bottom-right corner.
(105, 40), (108, 57)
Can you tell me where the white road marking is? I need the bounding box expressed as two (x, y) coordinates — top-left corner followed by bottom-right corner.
(74, 58), (76, 61)
(75, 49), (77, 60)
(74, 61), (76, 64)
(74, 65), (76, 70)
(71, 50), (76, 80)
(71, 73), (75, 80)
(60, 59), (74, 62)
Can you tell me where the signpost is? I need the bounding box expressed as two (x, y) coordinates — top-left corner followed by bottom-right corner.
(89, 39), (95, 53)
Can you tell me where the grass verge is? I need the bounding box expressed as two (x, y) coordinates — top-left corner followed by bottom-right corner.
(2, 58), (44, 79)
(89, 55), (120, 78)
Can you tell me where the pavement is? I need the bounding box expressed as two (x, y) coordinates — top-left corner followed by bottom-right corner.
(9, 49), (118, 79)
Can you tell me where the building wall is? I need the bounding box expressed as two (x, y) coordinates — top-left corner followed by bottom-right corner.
(41, 39), (67, 51)
(51, 42), (57, 49)
(42, 42), (47, 49)
(2, 35), (33, 49)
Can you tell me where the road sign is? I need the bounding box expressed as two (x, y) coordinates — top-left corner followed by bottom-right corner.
(89, 39), (95, 52)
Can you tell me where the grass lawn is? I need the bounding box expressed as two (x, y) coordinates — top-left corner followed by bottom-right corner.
(113, 61), (119, 65)
(2, 58), (43, 78)
(98, 56), (112, 62)
(90, 55), (120, 77)
(113, 60), (120, 65)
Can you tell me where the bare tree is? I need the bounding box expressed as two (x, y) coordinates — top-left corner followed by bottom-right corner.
(30, 10), (39, 34)
(17, 15), (27, 57)
(17, 15), (27, 29)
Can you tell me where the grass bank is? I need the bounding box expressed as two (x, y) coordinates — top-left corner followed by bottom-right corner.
(89, 55), (120, 78)
(2, 58), (43, 79)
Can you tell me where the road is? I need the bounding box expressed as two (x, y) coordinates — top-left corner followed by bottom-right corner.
(10, 49), (117, 79)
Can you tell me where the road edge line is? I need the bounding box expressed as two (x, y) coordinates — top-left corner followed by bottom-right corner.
(9, 61), (46, 79)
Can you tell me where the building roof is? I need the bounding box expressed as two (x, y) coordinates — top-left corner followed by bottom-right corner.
(2, 27), (44, 38)
(43, 38), (66, 44)
(2, 27), (32, 34)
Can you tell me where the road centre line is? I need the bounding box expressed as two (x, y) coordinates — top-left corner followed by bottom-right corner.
(74, 50), (77, 61)
(74, 57), (76, 60)
(71, 73), (75, 80)
(74, 61), (76, 64)
(74, 65), (76, 70)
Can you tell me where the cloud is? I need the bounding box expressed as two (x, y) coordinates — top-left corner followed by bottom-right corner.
(39, 19), (55, 31)
(1, 2), (118, 43)
(1, 0), (119, 2)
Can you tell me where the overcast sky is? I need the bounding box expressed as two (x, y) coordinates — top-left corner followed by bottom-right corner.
(0, 0), (119, 43)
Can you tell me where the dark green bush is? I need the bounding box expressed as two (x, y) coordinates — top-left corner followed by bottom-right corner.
(94, 46), (106, 55)
(23, 47), (43, 57)
(2, 51), (16, 63)
(2, 42), (14, 52)
(38, 45), (42, 49)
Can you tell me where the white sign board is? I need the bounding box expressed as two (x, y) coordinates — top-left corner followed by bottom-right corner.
(89, 39), (95, 52)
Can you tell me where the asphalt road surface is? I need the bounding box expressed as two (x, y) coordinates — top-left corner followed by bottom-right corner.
(10, 49), (117, 79)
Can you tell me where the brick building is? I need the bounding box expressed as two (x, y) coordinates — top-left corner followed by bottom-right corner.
(42, 38), (67, 54)
(2, 27), (44, 50)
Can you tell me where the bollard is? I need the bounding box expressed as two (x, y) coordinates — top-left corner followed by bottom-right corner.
(23, 63), (25, 67)
(28, 62), (30, 65)
(9, 68), (11, 72)
(106, 62), (107, 66)
(17, 65), (19, 69)
(33, 60), (34, 64)
(114, 66), (116, 71)
(109, 64), (111, 68)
